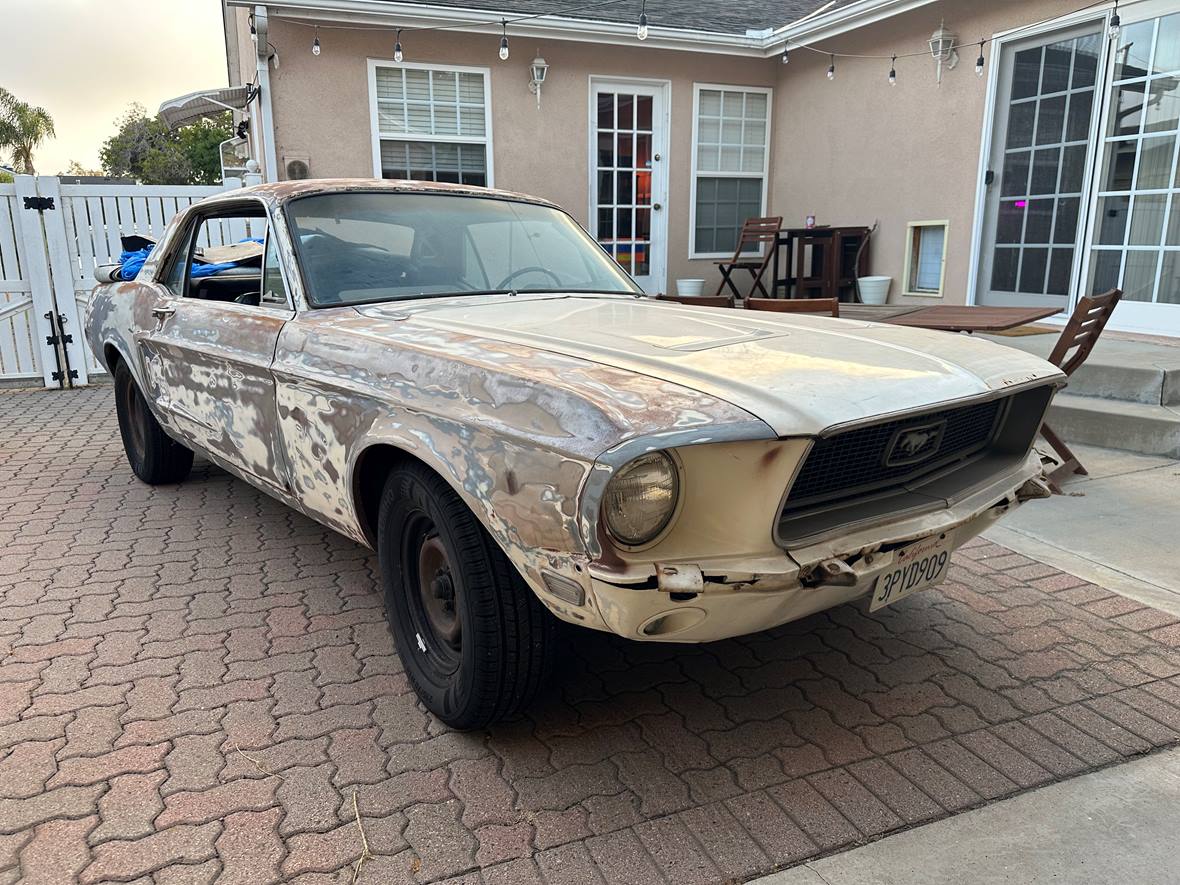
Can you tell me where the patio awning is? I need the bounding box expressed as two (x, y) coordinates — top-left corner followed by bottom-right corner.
(158, 86), (253, 128)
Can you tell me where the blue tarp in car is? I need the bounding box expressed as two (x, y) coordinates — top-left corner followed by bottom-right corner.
(118, 238), (263, 281)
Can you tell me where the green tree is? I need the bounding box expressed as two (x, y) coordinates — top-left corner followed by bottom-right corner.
(99, 103), (232, 185)
(64, 160), (104, 177)
(0, 87), (56, 174)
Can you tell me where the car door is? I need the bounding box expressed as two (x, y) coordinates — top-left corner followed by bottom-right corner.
(136, 201), (294, 495)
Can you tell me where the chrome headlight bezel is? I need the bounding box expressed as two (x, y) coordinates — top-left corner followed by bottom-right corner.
(601, 450), (682, 549)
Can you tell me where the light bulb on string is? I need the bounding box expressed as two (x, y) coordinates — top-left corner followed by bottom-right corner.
(1109, 2), (1121, 40)
(781, 47), (789, 64)
(637, 6), (649, 41)
(975, 40), (985, 77)
(888, 55), (896, 86)
(499, 21), (509, 60)
(394, 29), (404, 63)
(312, 27), (321, 56)
(827, 55), (836, 80)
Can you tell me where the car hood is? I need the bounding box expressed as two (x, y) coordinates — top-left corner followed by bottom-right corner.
(357, 295), (1064, 436)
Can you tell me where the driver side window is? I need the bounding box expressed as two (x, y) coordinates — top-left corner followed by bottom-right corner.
(261, 235), (289, 307)
(165, 206), (272, 307)
(160, 228), (192, 298)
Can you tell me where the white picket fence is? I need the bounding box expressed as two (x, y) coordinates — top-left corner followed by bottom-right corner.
(0, 175), (236, 389)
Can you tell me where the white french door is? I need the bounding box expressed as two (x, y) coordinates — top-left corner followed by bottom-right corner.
(977, 23), (1106, 309)
(1077, 0), (1180, 335)
(589, 79), (669, 293)
(976, 1), (1180, 335)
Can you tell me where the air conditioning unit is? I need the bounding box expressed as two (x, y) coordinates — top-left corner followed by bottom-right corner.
(284, 154), (310, 180)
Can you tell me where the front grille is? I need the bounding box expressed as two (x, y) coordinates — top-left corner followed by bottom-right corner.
(782, 398), (1005, 514)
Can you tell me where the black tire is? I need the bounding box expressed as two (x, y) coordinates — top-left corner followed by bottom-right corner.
(377, 462), (555, 729)
(113, 360), (193, 485)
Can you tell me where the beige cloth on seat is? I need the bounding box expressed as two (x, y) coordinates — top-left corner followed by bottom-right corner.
(194, 241), (264, 264)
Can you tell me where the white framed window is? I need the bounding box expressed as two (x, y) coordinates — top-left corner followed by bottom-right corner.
(689, 83), (772, 258)
(367, 59), (493, 186)
(905, 221), (949, 296)
(1086, 10), (1180, 305)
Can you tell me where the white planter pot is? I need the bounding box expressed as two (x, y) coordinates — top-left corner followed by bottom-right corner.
(675, 279), (706, 297)
(857, 275), (892, 305)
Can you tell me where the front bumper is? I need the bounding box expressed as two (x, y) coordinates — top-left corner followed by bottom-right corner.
(585, 449), (1045, 642)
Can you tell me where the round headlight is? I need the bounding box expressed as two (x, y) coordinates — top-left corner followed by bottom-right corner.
(602, 451), (679, 546)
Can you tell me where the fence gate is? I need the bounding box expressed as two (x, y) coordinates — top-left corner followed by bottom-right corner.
(0, 175), (227, 390)
(0, 180), (54, 386)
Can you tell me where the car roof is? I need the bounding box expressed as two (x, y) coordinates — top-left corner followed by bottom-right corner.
(201, 178), (563, 211)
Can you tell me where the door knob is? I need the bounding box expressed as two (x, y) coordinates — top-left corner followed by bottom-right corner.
(653, 203), (663, 211)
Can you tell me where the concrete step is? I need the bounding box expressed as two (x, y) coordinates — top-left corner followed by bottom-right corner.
(986, 333), (1180, 406)
(1066, 361), (1169, 405)
(1047, 393), (1180, 459)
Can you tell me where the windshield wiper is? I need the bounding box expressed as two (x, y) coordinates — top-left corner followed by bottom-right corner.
(511, 288), (640, 296)
(341, 288), (636, 309)
(397, 289), (517, 300)
(344, 289), (514, 306)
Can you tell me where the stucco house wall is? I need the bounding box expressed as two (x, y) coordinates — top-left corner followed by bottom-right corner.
(258, 17), (777, 289)
(229, 0), (1112, 305)
(770, 0), (1087, 305)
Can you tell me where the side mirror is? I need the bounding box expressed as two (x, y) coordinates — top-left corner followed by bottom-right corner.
(94, 264), (123, 284)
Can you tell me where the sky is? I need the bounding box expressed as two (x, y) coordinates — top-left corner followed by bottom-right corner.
(1, 0), (229, 175)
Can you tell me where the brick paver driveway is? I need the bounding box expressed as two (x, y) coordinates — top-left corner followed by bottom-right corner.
(3, 386), (1180, 884)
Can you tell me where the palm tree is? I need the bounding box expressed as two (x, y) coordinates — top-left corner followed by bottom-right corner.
(0, 88), (55, 175)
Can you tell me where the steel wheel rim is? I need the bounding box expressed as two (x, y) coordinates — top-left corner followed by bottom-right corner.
(403, 512), (462, 673)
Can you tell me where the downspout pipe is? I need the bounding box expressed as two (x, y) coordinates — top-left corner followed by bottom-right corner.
(253, 4), (280, 182)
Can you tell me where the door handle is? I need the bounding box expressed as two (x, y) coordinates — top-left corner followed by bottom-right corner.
(151, 305), (176, 320)
(653, 203), (663, 211)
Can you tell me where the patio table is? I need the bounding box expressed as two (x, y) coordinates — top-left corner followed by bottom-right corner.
(878, 305), (1061, 333)
(837, 305), (925, 322)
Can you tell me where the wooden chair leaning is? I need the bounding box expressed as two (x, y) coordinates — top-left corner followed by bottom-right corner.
(656, 294), (735, 308)
(1040, 287), (1122, 492)
(713, 216), (783, 298)
(746, 297), (839, 317)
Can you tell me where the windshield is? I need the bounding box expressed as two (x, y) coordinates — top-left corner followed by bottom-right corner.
(285, 192), (641, 306)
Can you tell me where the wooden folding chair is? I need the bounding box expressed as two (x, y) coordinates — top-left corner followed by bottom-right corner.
(656, 294), (735, 308)
(1040, 288), (1122, 492)
(713, 216), (783, 298)
(746, 297), (839, 317)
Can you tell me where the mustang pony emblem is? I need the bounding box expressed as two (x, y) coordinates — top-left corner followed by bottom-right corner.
(884, 420), (947, 467)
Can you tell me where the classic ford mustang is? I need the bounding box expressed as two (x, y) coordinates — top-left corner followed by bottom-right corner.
(86, 180), (1063, 728)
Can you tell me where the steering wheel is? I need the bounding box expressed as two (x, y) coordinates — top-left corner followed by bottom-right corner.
(496, 266), (563, 289)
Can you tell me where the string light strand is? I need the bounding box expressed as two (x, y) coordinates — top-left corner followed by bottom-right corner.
(288, 0), (1118, 71)
(778, 0), (1113, 65)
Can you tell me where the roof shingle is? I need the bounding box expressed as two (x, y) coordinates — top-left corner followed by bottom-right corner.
(374, 0), (848, 36)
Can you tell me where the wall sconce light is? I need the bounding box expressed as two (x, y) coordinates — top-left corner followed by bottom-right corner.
(529, 55), (549, 109)
(928, 20), (959, 86)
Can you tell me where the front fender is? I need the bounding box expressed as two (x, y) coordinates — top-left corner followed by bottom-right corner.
(85, 281), (156, 385)
(349, 413), (591, 556)
(349, 418), (603, 629)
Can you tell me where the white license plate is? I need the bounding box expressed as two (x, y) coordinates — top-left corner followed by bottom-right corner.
(869, 534), (952, 612)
